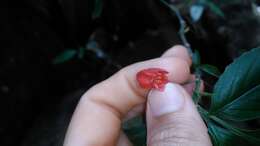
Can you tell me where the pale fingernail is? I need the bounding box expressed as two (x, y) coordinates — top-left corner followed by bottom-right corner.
(148, 83), (185, 117)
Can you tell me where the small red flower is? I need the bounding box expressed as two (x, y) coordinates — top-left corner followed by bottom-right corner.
(136, 68), (169, 91)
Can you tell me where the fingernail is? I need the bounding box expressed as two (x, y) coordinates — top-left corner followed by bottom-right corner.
(148, 83), (185, 117)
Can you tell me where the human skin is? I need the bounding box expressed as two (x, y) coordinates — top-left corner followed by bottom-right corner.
(63, 45), (212, 146)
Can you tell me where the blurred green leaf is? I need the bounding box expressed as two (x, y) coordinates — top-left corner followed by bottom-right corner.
(200, 0), (225, 17)
(192, 50), (201, 67)
(53, 49), (77, 64)
(200, 64), (221, 77)
(86, 40), (99, 49)
(123, 116), (146, 146)
(86, 40), (106, 58)
(78, 47), (85, 59)
(190, 4), (205, 22)
(242, 129), (260, 141)
(218, 0), (242, 5)
(92, 0), (103, 19)
(240, 129), (260, 145)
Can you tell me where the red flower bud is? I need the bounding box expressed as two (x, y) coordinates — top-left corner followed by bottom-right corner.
(136, 68), (169, 91)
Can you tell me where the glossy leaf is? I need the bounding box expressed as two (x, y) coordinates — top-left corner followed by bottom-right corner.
(200, 64), (221, 77)
(217, 84), (260, 121)
(53, 49), (77, 64)
(210, 115), (260, 145)
(210, 47), (260, 113)
(208, 121), (244, 146)
(190, 4), (204, 22)
(207, 119), (260, 146)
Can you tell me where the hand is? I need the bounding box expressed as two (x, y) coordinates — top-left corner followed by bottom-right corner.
(63, 45), (212, 146)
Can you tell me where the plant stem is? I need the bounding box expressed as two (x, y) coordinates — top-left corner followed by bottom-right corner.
(160, 0), (203, 105)
(192, 76), (201, 103)
(201, 92), (213, 97)
(160, 0), (193, 57)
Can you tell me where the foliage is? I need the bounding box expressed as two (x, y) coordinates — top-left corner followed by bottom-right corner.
(123, 47), (260, 146)
(182, 0), (226, 22)
(123, 0), (260, 145)
(53, 0), (105, 64)
(200, 64), (221, 77)
(52, 0), (260, 145)
(92, 0), (103, 19)
(123, 116), (146, 146)
(206, 47), (260, 146)
(199, 0), (225, 17)
(52, 40), (106, 64)
(52, 49), (77, 64)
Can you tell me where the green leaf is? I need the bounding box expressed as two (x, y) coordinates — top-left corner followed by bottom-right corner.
(192, 77), (202, 103)
(210, 116), (260, 145)
(210, 47), (260, 114)
(207, 121), (258, 146)
(208, 121), (244, 146)
(52, 49), (77, 64)
(78, 47), (85, 59)
(239, 129), (260, 145)
(192, 49), (201, 67)
(244, 129), (260, 138)
(200, 0), (225, 17)
(92, 0), (103, 19)
(218, 0), (243, 5)
(217, 84), (260, 121)
(206, 48), (260, 145)
(123, 116), (146, 146)
(190, 4), (205, 22)
(200, 64), (221, 77)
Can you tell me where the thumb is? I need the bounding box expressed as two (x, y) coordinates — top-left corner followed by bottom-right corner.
(146, 83), (212, 146)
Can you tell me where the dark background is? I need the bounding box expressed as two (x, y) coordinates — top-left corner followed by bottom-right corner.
(0, 0), (260, 145)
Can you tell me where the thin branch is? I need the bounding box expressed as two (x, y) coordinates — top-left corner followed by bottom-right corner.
(160, 0), (193, 57)
(160, 0), (203, 105)
(200, 92), (213, 97)
(192, 76), (201, 103)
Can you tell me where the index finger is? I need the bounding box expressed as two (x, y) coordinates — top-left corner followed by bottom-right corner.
(64, 46), (191, 146)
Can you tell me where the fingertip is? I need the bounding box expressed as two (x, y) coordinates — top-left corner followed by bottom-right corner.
(162, 45), (192, 66)
(164, 57), (190, 83)
(146, 82), (212, 146)
(148, 83), (185, 117)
